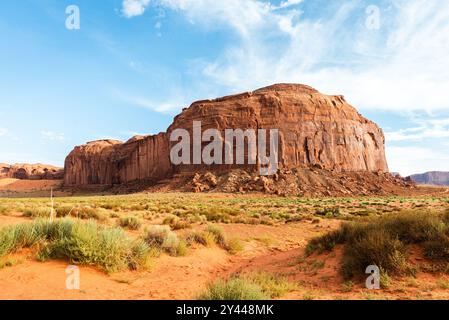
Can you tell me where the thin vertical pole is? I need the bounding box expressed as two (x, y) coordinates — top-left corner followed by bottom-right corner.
(50, 188), (55, 222)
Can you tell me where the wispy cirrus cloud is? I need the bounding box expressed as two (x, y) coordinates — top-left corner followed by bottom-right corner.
(385, 116), (449, 175)
(123, 0), (304, 36)
(386, 118), (449, 142)
(126, 96), (182, 113)
(41, 131), (65, 142)
(198, 0), (449, 112)
(282, 0), (303, 8)
(122, 0), (449, 113)
(113, 90), (187, 114)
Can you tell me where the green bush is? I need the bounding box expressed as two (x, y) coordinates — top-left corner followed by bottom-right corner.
(315, 207), (340, 217)
(185, 231), (215, 247)
(55, 205), (73, 217)
(199, 273), (296, 300)
(201, 225), (243, 254)
(225, 238), (244, 255)
(0, 206), (11, 215)
(119, 216), (142, 230)
(192, 207), (235, 223)
(423, 235), (449, 260)
(306, 211), (449, 278)
(163, 216), (191, 230)
(162, 232), (187, 257)
(248, 272), (297, 298)
(71, 206), (108, 222)
(0, 218), (152, 273)
(143, 225), (187, 257)
(144, 225), (172, 247)
(22, 207), (51, 218)
(23, 205), (109, 222)
(206, 225), (227, 247)
(199, 278), (268, 300)
(340, 229), (407, 279)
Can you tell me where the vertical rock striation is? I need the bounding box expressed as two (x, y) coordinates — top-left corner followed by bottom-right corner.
(64, 84), (388, 187)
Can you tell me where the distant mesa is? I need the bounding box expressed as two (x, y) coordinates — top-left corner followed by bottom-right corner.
(0, 163), (64, 180)
(408, 172), (449, 186)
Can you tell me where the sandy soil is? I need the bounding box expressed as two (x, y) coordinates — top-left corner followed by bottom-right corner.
(1, 180), (449, 300)
(0, 215), (30, 227)
(0, 217), (449, 300)
(0, 179), (64, 197)
(0, 219), (339, 300)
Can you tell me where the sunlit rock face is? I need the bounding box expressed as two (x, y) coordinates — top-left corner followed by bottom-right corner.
(64, 84), (388, 187)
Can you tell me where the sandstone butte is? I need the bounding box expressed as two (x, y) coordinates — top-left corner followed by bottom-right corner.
(63, 84), (389, 188)
(0, 163), (64, 180)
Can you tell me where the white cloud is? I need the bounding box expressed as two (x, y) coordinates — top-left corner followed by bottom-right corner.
(0, 128), (8, 137)
(115, 91), (187, 114)
(128, 131), (147, 136)
(157, 0), (273, 37)
(387, 146), (449, 177)
(386, 118), (449, 142)
(120, 0), (449, 112)
(122, 0), (151, 18)
(271, 0), (304, 10)
(137, 0), (449, 112)
(41, 131), (65, 142)
(385, 116), (449, 174)
(128, 96), (182, 113)
(323, 0), (449, 112)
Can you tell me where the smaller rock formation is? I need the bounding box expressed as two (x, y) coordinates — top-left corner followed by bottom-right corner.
(0, 163), (64, 180)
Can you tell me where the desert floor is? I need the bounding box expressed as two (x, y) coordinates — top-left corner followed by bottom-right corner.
(1, 180), (449, 300)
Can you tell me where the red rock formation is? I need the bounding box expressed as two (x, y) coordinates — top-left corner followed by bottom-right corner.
(0, 163), (64, 180)
(64, 84), (389, 187)
(64, 135), (171, 186)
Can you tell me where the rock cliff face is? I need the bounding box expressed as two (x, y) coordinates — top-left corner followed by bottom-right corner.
(64, 84), (389, 187)
(0, 163), (64, 180)
(64, 134), (171, 186)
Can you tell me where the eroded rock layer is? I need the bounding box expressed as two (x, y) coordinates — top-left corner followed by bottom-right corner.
(64, 84), (389, 187)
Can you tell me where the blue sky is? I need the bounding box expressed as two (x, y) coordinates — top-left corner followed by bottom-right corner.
(1, 0), (448, 176)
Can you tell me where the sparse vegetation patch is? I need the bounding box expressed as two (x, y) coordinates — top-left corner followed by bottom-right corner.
(307, 210), (449, 278)
(143, 225), (187, 257)
(199, 272), (297, 300)
(0, 218), (152, 273)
